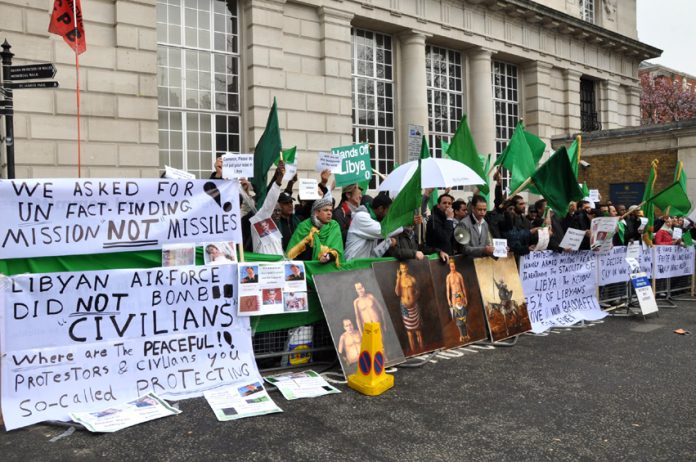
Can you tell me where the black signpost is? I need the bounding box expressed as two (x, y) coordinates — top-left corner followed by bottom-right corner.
(0, 39), (59, 179)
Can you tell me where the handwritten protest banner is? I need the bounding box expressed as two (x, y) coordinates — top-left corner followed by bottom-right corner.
(0, 264), (260, 430)
(519, 250), (605, 333)
(654, 245), (695, 279)
(0, 179), (241, 259)
(597, 246), (631, 285)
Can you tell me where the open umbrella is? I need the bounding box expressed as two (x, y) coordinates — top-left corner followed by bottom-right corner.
(378, 157), (486, 194)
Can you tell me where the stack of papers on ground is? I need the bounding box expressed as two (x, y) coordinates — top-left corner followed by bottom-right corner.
(265, 370), (340, 400)
(204, 381), (282, 421)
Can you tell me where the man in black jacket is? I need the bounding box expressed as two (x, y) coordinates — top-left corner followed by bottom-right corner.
(426, 194), (455, 257)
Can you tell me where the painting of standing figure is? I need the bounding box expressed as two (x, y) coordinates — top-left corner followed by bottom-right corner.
(473, 257), (531, 341)
(373, 260), (449, 357)
(314, 269), (405, 377)
(429, 256), (487, 347)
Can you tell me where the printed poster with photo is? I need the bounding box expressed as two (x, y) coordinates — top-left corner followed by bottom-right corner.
(314, 269), (405, 377)
(238, 262), (307, 316)
(474, 257), (532, 341)
(162, 243), (196, 267)
(203, 241), (237, 264)
(253, 218), (281, 239)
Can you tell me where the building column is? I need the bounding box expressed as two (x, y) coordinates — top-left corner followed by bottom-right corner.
(319, 7), (353, 78)
(468, 47), (496, 192)
(563, 69), (582, 133)
(243, 0), (286, 150)
(522, 61), (553, 159)
(398, 30), (429, 163)
(626, 84), (641, 127)
(600, 80), (620, 130)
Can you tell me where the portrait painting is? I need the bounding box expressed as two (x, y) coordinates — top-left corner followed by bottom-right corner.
(372, 259), (446, 357)
(473, 257), (531, 341)
(429, 256), (487, 348)
(314, 269), (405, 378)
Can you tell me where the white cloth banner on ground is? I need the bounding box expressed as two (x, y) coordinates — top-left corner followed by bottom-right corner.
(0, 264), (260, 431)
(0, 179), (242, 259)
(654, 245), (695, 279)
(519, 250), (605, 333)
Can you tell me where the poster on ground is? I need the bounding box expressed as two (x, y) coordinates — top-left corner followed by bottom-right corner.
(0, 179), (242, 259)
(314, 269), (404, 377)
(0, 264), (260, 431)
(630, 272), (659, 316)
(519, 250), (605, 333)
(474, 257), (532, 341)
(70, 393), (181, 433)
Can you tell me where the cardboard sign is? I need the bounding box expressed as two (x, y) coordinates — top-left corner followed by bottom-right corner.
(534, 227), (550, 251)
(164, 165), (196, 180)
(493, 239), (508, 258)
(316, 151), (342, 173)
(672, 228), (683, 240)
(589, 189), (600, 203)
(333, 143), (372, 187)
(283, 163), (298, 182)
(559, 228), (585, 251)
(0, 179), (242, 259)
(222, 153), (254, 179)
(0, 265), (260, 430)
(630, 272), (659, 315)
(299, 178), (321, 200)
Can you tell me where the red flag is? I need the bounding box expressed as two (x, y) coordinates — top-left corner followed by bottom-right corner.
(48, 0), (86, 54)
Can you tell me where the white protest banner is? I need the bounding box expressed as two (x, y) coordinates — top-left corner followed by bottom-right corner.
(222, 153), (254, 179)
(559, 228), (585, 251)
(597, 246), (630, 285)
(519, 250), (605, 333)
(630, 272), (659, 315)
(0, 179), (242, 259)
(299, 179), (321, 200)
(654, 245), (695, 279)
(590, 217), (619, 253)
(672, 227), (683, 240)
(640, 246), (653, 278)
(493, 239), (508, 258)
(164, 166), (196, 180)
(0, 264), (260, 431)
(316, 151), (342, 173)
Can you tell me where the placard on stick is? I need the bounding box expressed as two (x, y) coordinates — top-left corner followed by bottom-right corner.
(222, 153), (254, 179)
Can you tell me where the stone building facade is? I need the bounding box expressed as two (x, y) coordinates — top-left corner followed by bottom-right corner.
(0, 0), (660, 186)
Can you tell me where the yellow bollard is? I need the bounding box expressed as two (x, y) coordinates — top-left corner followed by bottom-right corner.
(347, 322), (394, 396)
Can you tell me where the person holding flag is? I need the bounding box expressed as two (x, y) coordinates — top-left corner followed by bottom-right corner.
(286, 197), (343, 266)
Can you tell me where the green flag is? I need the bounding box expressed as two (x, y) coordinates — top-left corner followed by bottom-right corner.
(480, 154), (491, 203)
(496, 122), (537, 194)
(647, 181), (692, 217)
(524, 129), (546, 165)
(274, 146), (296, 166)
(529, 146), (584, 217)
(683, 231), (694, 247)
(252, 98), (283, 207)
(419, 139), (439, 209)
(446, 114), (488, 194)
(642, 159), (659, 240)
(440, 140), (450, 157)
(581, 182), (590, 198)
(616, 220), (625, 244)
(381, 137), (425, 237)
(567, 137), (580, 180)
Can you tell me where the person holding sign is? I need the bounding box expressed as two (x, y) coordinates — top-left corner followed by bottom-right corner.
(344, 192), (398, 260)
(276, 192), (300, 250)
(655, 217), (683, 246)
(250, 161), (287, 256)
(333, 184), (363, 243)
(286, 197), (344, 266)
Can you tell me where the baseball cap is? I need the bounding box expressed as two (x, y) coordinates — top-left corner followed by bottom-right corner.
(278, 192), (295, 204)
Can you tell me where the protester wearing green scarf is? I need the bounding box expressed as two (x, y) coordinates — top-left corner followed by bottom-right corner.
(286, 197), (344, 266)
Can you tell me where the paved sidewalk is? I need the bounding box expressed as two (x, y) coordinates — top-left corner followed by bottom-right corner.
(2, 301), (695, 461)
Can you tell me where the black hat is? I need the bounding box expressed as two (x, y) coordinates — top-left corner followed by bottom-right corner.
(278, 192), (295, 204)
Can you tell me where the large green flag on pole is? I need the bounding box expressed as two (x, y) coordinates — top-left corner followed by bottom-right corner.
(420, 139), (439, 210)
(528, 146), (584, 217)
(641, 159), (659, 243)
(524, 129), (546, 165)
(567, 135), (581, 180)
(381, 137), (425, 237)
(446, 114), (488, 194)
(252, 98), (283, 207)
(495, 122), (537, 194)
(647, 181), (692, 217)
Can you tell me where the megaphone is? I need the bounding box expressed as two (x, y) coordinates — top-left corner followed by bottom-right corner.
(454, 224), (471, 245)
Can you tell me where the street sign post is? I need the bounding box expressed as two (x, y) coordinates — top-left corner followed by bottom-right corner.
(8, 63), (56, 80)
(3, 81), (59, 89)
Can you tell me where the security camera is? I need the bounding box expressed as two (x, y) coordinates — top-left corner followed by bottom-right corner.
(579, 160), (590, 168)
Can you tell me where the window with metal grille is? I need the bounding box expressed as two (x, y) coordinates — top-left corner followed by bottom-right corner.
(581, 0), (595, 23)
(156, 0), (241, 179)
(492, 60), (519, 191)
(426, 45), (463, 159)
(351, 29), (395, 188)
(580, 77), (600, 132)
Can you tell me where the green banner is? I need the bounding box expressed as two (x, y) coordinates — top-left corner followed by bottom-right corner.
(333, 143), (372, 187)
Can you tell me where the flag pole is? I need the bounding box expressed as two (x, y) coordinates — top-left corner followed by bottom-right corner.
(73, 0), (82, 178)
(510, 177), (534, 197)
